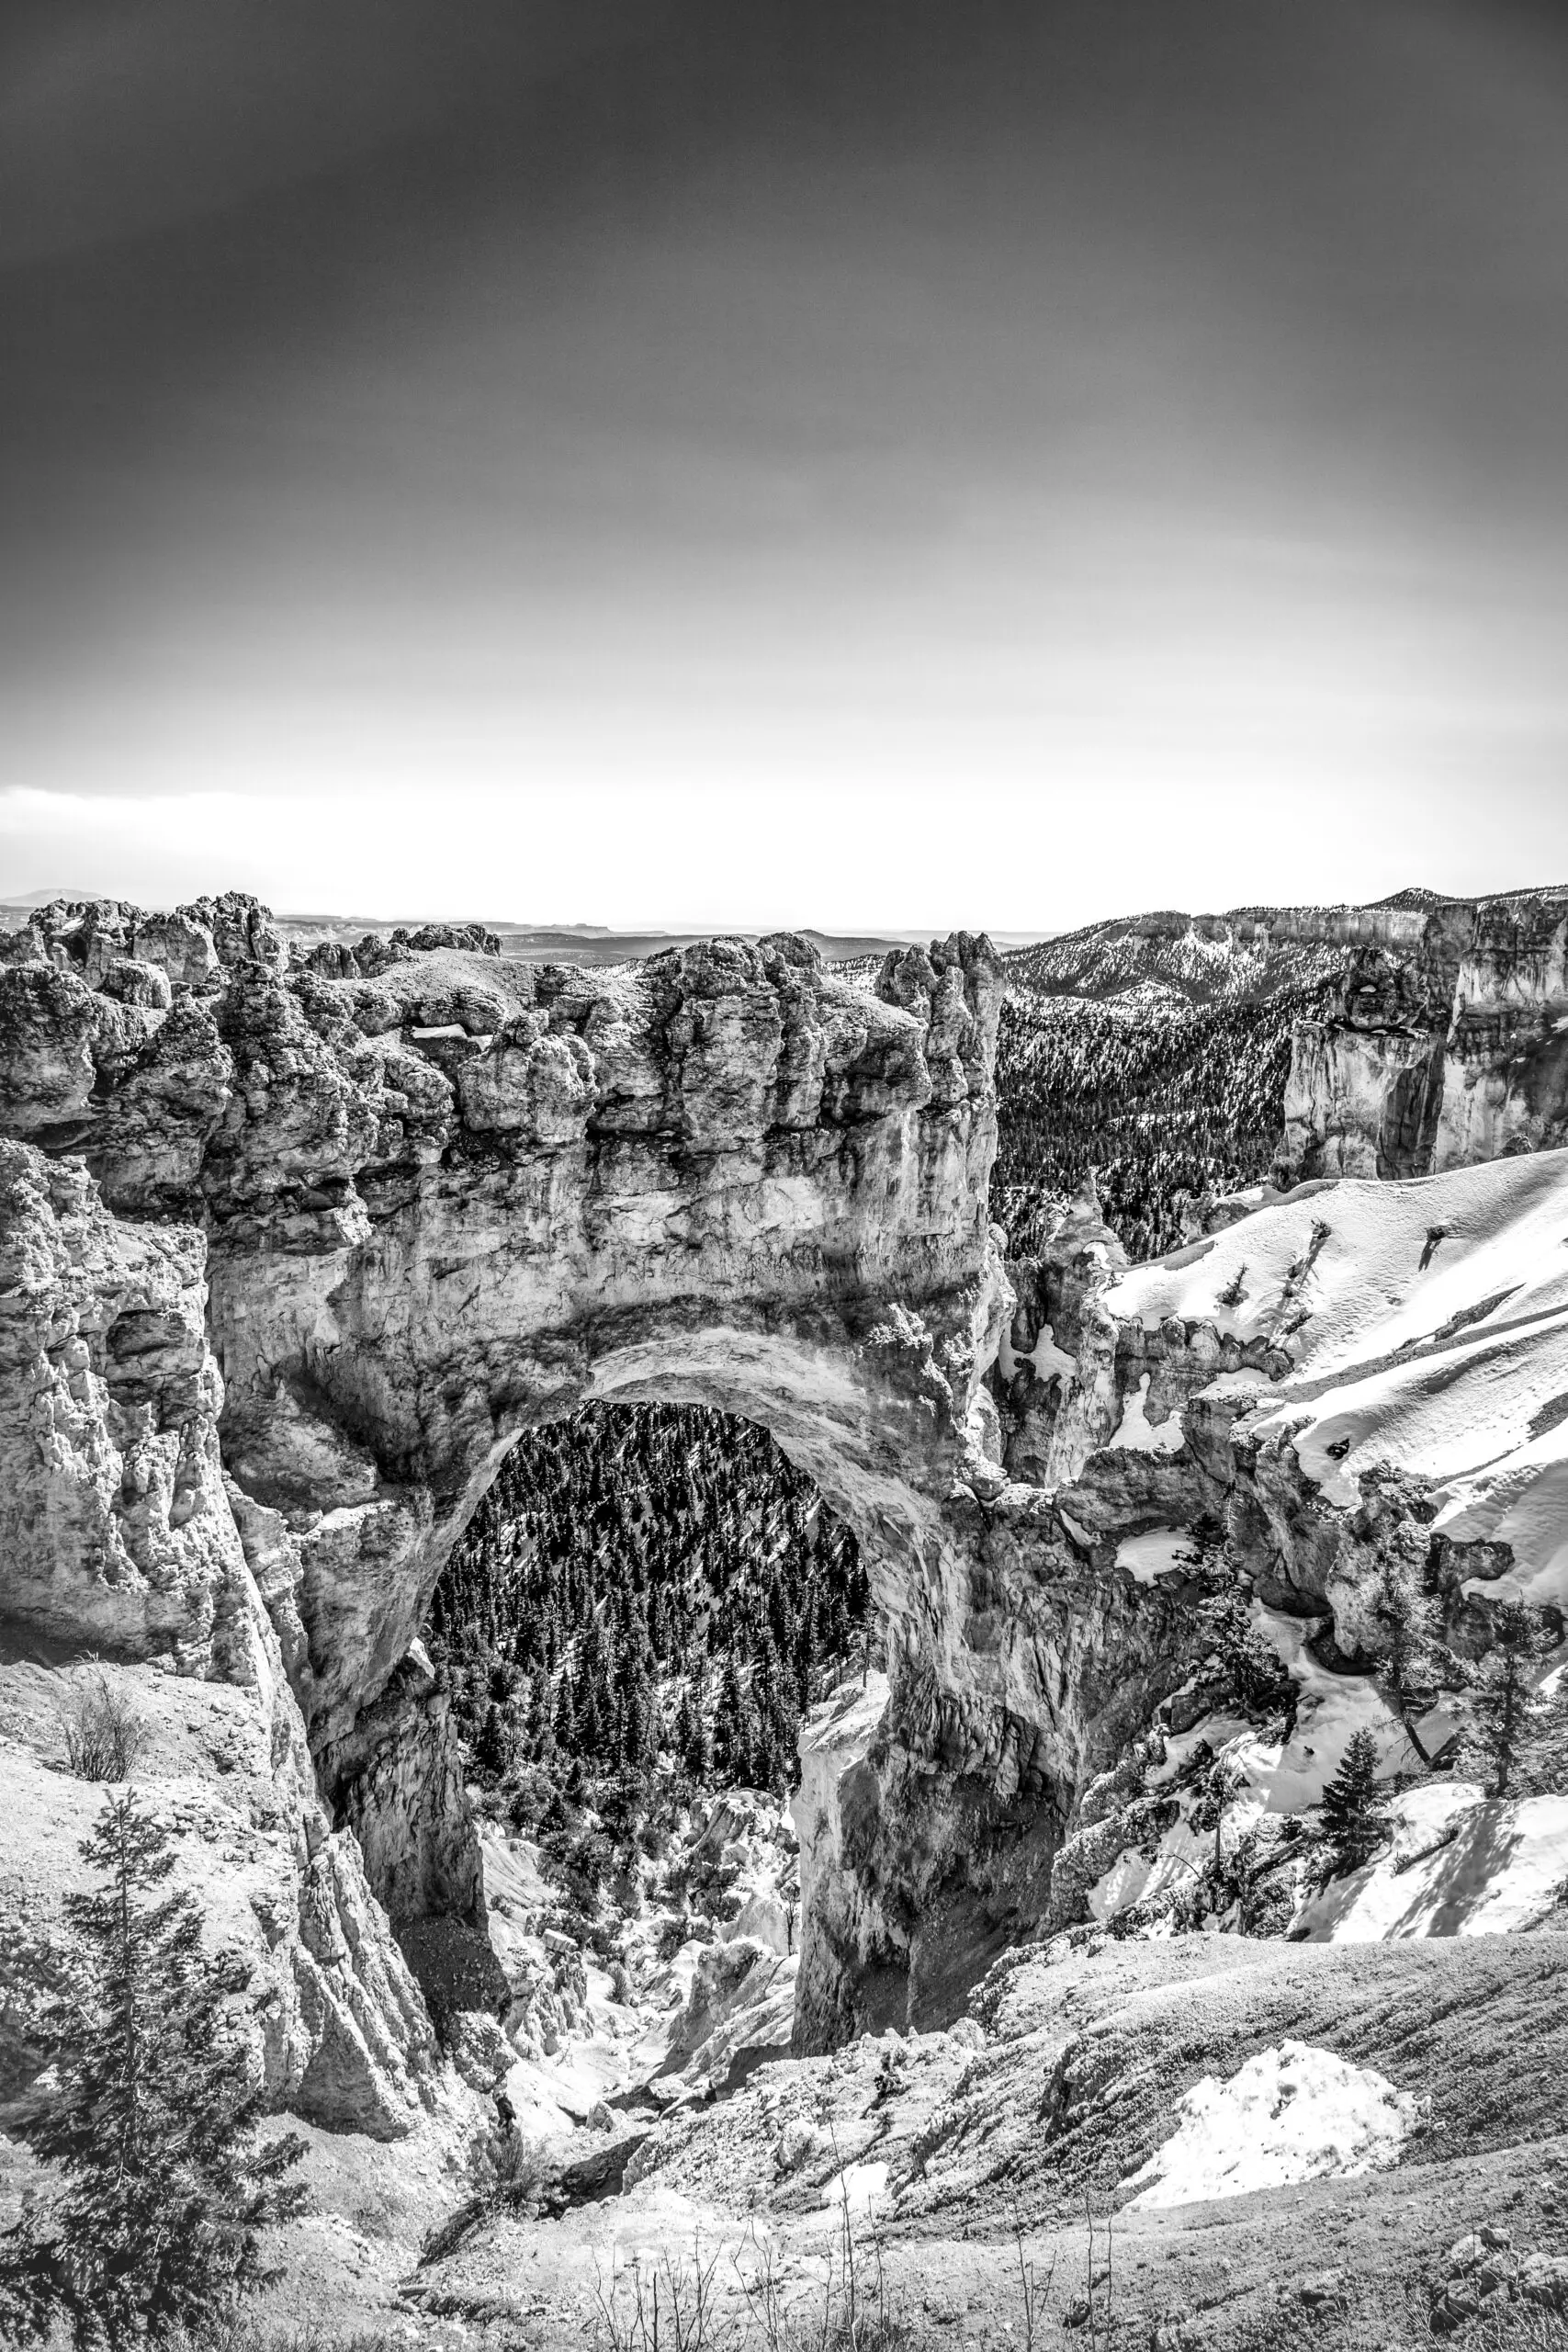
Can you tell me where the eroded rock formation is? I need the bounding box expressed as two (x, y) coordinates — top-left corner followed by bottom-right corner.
(0, 1134), (439, 2134)
(3, 888), (1562, 2103)
(1, 894), (1010, 2081)
(1280, 888), (1568, 1177)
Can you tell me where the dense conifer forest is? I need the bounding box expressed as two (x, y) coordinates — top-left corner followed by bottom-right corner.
(431, 1405), (870, 1826)
(987, 984), (1326, 1260)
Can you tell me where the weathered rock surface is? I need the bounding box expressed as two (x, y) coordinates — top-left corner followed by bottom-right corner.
(0, 1116), (443, 2132)
(4, 887), (1562, 2109)
(1280, 888), (1568, 1178)
(0, 895), (1013, 2082)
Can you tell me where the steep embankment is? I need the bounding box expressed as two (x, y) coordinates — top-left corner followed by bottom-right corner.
(413, 1928), (1568, 2348)
(978, 1145), (1568, 1959)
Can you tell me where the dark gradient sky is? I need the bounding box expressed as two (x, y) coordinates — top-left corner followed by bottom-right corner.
(4, 0), (1568, 926)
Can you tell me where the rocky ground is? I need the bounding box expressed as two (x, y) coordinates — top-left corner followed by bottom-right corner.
(232, 1920), (1568, 2348)
(220, 1623), (1568, 2348)
(4, 890), (1568, 2347)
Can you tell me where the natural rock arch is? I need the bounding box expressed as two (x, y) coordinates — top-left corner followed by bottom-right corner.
(7, 892), (1551, 2133)
(1, 899), (1022, 2063)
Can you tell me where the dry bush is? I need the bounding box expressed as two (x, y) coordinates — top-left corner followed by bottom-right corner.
(415, 2121), (557, 2269)
(478, 2119), (555, 2211)
(57, 1664), (147, 1782)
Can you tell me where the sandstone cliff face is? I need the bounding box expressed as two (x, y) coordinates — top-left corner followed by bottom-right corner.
(4, 888), (1562, 2100)
(1280, 890), (1568, 1178)
(0, 1133), (438, 2134)
(0, 896), (1009, 2081)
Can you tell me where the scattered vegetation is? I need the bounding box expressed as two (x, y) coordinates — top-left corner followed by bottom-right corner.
(592, 2196), (957, 2352)
(56, 1662), (147, 1783)
(415, 2117), (557, 2270)
(0, 1792), (304, 2349)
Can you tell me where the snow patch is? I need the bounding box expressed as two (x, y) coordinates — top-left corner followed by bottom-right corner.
(1235, 1605), (1413, 1812)
(1109, 1374), (1186, 1455)
(1115, 1528), (1200, 1585)
(1295, 1792), (1568, 1941)
(1441, 1429), (1568, 1612)
(1124, 2041), (1416, 2209)
(998, 1316), (1077, 1389)
(819, 2161), (889, 2219)
(1088, 1815), (1209, 1921)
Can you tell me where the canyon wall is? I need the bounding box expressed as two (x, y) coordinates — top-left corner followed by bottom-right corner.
(4, 888), (1563, 2099)
(1280, 888), (1568, 1178)
(0, 896), (1011, 2082)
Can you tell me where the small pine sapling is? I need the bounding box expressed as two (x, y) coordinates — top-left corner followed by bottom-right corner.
(1466, 1602), (1556, 1798)
(1318, 1727), (1391, 1878)
(0, 1791), (305, 2349)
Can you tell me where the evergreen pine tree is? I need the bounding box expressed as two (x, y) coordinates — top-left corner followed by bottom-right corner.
(1318, 1728), (1390, 1876)
(1468, 1603), (1552, 1798)
(0, 1792), (305, 2349)
(1521, 1665), (1568, 1796)
(1370, 1552), (1445, 1762)
(682, 1675), (713, 1779)
(552, 1669), (577, 1751)
(472, 1700), (510, 1783)
(577, 1672), (605, 1763)
(714, 1657), (758, 1783)
(619, 1645), (656, 1774)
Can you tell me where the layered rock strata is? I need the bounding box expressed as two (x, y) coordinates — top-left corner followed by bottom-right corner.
(1, 895), (1010, 2078)
(4, 888), (1562, 2096)
(1280, 888), (1568, 1178)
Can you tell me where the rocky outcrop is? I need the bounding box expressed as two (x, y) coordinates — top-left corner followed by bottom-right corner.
(791, 1676), (900, 2050)
(5, 887), (1559, 2098)
(0, 1130), (441, 2132)
(0, 1139), (254, 1678)
(1280, 889), (1568, 1178)
(986, 1148), (1568, 1793)
(0, 894), (1011, 2082)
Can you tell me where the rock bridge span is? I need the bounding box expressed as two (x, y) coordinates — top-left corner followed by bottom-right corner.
(2, 897), (1034, 2086)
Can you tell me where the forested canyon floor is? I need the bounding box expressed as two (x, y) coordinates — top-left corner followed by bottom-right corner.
(2, 887), (1568, 2346)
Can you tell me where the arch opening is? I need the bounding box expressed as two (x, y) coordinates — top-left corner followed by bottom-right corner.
(431, 1399), (873, 1835)
(377, 1398), (880, 2081)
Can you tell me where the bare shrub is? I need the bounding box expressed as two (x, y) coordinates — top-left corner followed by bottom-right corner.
(477, 2118), (554, 2211)
(594, 2234), (725, 2352)
(57, 1664), (146, 1783)
(416, 2120), (556, 2268)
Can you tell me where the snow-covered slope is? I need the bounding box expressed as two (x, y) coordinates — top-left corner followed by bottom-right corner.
(1002, 907), (1372, 1007)
(1295, 1787), (1568, 1941)
(1103, 1147), (1568, 1607)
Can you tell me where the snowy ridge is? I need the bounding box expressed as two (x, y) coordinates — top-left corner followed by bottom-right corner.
(1106, 1148), (1568, 1607)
